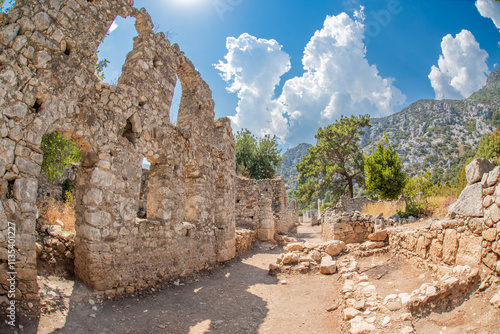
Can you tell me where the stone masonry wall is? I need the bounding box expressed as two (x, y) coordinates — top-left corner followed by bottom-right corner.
(0, 0), (235, 300)
(235, 177), (295, 241)
(321, 208), (405, 244)
(389, 159), (500, 275)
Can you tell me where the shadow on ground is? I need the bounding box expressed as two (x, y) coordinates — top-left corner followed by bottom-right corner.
(0, 249), (280, 334)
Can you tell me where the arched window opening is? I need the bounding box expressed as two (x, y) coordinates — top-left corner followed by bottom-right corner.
(95, 16), (136, 84)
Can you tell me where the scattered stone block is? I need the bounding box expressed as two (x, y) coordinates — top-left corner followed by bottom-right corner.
(491, 290), (500, 308)
(324, 240), (346, 256)
(284, 243), (304, 253)
(282, 253), (299, 265)
(320, 256), (337, 275)
(368, 229), (387, 241)
(343, 307), (361, 320)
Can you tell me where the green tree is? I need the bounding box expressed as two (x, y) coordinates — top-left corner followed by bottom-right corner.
(296, 114), (371, 203)
(235, 129), (256, 177)
(475, 129), (500, 165)
(235, 129), (283, 180)
(403, 171), (436, 198)
(364, 137), (407, 200)
(41, 132), (81, 183)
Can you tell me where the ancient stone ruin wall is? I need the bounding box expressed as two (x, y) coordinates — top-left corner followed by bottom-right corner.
(0, 0), (235, 300)
(235, 177), (295, 241)
(288, 199), (299, 228)
(390, 159), (500, 275)
(321, 209), (404, 244)
(322, 210), (376, 243)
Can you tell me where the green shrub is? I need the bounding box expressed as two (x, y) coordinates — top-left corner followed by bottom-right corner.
(397, 199), (428, 218)
(61, 178), (74, 202)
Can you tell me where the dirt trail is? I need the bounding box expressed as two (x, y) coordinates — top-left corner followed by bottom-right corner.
(1, 224), (343, 334)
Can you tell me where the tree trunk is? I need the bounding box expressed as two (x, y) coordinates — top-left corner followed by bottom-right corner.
(347, 176), (354, 198)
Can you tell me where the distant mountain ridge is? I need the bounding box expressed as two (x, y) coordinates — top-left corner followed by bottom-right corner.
(279, 69), (500, 193)
(279, 142), (312, 196)
(360, 69), (500, 182)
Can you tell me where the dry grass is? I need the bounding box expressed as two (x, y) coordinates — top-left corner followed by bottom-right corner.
(360, 201), (405, 218)
(428, 196), (457, 219)
(39, 198), (76, 232)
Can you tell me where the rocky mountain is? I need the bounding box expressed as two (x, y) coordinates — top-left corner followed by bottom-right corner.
(279, 69), (500, 192)
(360, 69), (500, 183)
(279, 142), (312, 196)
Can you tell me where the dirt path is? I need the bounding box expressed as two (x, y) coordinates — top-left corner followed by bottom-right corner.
(2, 224), (343, 334)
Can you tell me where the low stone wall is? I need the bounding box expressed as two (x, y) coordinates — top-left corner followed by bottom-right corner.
(235, 228), (256, 257)
(235, 177), (296, 241)
(339, 262), (479, 333)
(389, 159), (500, 276)
(321, 210), (398, 244)
(36, 225), (75, 277)
(388, 219), (483, 270)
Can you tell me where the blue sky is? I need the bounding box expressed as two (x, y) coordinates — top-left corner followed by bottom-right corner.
(98, 0), (500, 148)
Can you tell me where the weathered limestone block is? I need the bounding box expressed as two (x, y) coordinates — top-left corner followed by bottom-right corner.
(443, 229), (458, 265)
(324, 240), (346, 256)
(0, 23), (20, 46)
(466, 158), (495, 185)
(456, 234), (482, 266)
(282, 252), (299, 265)
(487, 204), (500, 224)
(448, 183), (483, 217)
(285, 243), (304, 253)
(416, 235), (429, 259)
(320, 256), (337, 275)
(429, 239), (443, 263)
(491, 290), (500, 309)
(368, 229), (387, 241)
(486, 166), (500, 188)
(483, 228), (498, 242)
(483, 252), (498, 269)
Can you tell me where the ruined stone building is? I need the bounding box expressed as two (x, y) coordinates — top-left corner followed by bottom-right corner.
(0, 0), (237, 300)
(235, 177), (296, 241)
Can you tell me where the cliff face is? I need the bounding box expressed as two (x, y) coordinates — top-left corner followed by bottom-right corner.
(279, 142), (312, 196)
(360, 69), (500, 181)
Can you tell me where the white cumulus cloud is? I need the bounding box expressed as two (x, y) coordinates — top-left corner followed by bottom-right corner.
(429, 30), (489, 100)
(108, 20), (119, 33)
(216, 12), (406, 145)
(215, 33), (291, 139)
(476, 0), (500, 31)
